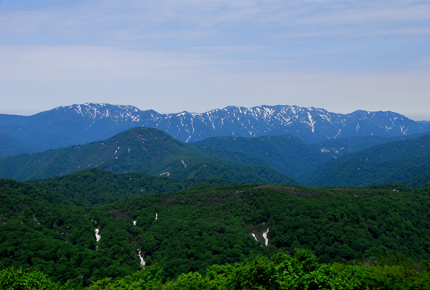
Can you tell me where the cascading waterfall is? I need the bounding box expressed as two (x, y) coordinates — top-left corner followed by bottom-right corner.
(138, 248), (146, 268)
(262, 229), (269, 246)
(95, 228), (101, 251)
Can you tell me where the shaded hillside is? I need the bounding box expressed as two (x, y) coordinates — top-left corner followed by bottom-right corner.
(0, 123), (77, 156)
(193, 135), (328, 178)
(311, 133), (427, 159)
(0, 127), (297, 185)
(301, 134), (430, 187)
(0, 132), (41, 158)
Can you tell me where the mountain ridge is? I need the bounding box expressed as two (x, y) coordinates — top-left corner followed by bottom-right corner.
(0, 127), (297, 185)
(1, 103), (429, 157)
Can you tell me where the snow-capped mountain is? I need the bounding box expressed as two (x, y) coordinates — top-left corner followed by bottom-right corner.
(1, 103), (429, 157)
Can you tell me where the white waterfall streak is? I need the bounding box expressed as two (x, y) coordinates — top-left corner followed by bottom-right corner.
(262, 229), (269, 246)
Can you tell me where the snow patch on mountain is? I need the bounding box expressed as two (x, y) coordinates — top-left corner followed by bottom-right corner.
(13, 103), (430, 148)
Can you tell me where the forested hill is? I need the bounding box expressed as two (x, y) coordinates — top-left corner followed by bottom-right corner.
(28, 168), (238, 207)
(191, 132), (429, 182)
(310, 132), (428, 159)
(2, 178), (430, 288)
(2, 126), (430, 188)
(192, 135), (328, 179)
(300, 133), (430, 187)
(0, 127), (297, 185)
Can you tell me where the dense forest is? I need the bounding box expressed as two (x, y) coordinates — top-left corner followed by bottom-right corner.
(28, 168), (239, 207)
(3, 250), (430, 289)
(1, 172), (430, 288)
(1, 129), (430, 289)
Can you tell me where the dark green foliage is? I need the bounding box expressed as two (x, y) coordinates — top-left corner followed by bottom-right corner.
(105, 186), (268, 279)
(99, 183), (430, 279)
(414, 183), (430, 196)
(0, 178), (82, 206)
(2, 177), (430, 287)
(0, 181), (140, 287)
(252, 185), (430, 263)
(29, 168), (237, 207)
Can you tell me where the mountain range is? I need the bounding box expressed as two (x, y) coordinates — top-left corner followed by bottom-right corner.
(1, 103), (429, 158)
(2, 103), (430, 288)
(0, 127), (296, 185)
(1, 124), (429, 188)
(1, 102), (430, 188)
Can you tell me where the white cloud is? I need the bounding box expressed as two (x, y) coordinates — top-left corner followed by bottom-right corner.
(1, 0), (429, 46)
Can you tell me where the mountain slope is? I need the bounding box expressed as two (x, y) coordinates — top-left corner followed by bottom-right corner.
(0, 132), (41, 158)
(1, 103), (429, 156)
(193, 135), (329, 178)
(0, 124), (77, 157)
(0, 127), (297, 185)
(311, 133), (428, 159)
(301, 134), (430, 187)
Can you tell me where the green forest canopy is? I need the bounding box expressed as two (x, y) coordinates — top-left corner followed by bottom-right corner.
(1, 176), (430, 288)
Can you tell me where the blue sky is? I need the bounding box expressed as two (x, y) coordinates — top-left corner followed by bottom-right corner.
(1, 0), (429, 119)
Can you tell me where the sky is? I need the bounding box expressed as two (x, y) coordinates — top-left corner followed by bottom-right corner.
(0, 0), (429, 120)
